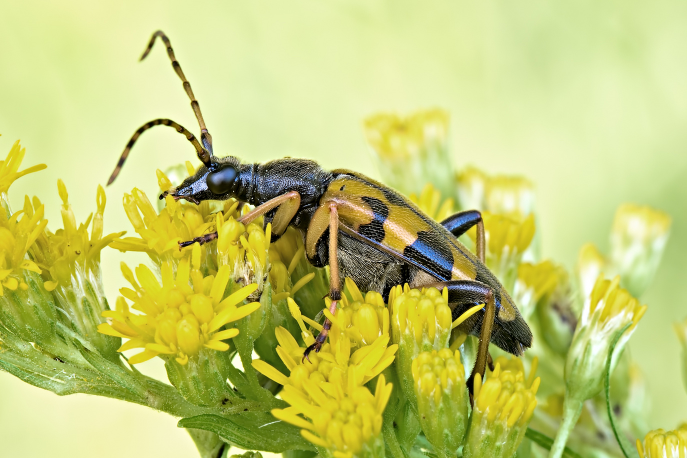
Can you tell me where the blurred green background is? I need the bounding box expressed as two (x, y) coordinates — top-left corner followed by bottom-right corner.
(1, 0), (686, 456)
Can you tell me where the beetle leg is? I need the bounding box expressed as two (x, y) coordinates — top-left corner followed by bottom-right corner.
(303, 202), (341, 362)
(239, 191), (301, 238)
(179, 231), (218, 249)
(423, 279), (496, 401)
(440, 210), (485, 263)
(177, 191), (301, 249)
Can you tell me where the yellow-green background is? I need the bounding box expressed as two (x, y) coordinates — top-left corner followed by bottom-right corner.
(1, 1), (686, 456)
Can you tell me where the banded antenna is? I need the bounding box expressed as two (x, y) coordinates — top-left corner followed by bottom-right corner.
(107, 30), (213, 186)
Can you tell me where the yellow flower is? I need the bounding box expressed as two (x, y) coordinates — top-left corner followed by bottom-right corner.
(515, 261), (560, 315)
(484, 174), (535, 219)
(364, 109), (449, 160)
(610, 203), (671, 297)
(577, 242), (606, 299)
(389, 285), (454, 352)
(0, 140), (47, 203)
(0, 197), (48, 294)
(550, 275), (647, 458)
(469, 211), (535, 290)
(412, 349), (469, 458)
(327, 278), (390, 349)
(389, 285), (465, 406)
(637, 425), (687, 458)
(456, 166), (488, 211)
(252, 320), (397, 396)
(463, 356), (540, 458)
(33, 180), (125, 289)
(409, 183), (454, 222)
(271, 371), (393, 458)
(269, 227), (329, 315)
(565, 275), (646, 400)
(456, 166), (534, 219)
(363, 109), (454, 198)
(111, 183), (238, 266)
(18, 181), (126, 356)
(517, 261), (577, 355)
(0, 142), (49, 294)
(98, 253), (261, 365)
(577, 204), (671, 299)
(215, 210), (272, 293)
(111, 188), (196, 257)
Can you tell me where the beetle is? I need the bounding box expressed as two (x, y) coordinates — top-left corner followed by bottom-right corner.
(108, 31), (532, 390)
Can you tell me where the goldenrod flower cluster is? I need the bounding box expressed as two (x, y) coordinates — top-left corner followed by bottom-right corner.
(1, 103), (676, 458)
(0, 141), (121, 358)
(98, 253), (260, 365)
(253, 296), (397, 458)
(363, 109), (670, 458)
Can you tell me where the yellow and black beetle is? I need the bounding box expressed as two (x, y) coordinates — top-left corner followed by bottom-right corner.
(108, 31), (532, 389)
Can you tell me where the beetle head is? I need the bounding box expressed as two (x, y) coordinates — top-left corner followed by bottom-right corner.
(160, 156), (243, 204)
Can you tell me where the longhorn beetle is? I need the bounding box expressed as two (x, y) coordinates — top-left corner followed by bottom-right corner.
(108, 31), (533, 391)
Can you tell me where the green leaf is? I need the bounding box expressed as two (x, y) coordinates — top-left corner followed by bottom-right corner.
(73, 338), (148, 400)
(178, 413), (316, 453)
(525, 428), (581, 458)
(605, 323), (640, 458)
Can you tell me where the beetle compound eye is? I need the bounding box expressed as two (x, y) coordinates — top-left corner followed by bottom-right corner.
(206, 166), (238, 195)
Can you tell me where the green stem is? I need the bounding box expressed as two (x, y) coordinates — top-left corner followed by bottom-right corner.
(382, 421), (408, 458)
(549, 397), (583, 458)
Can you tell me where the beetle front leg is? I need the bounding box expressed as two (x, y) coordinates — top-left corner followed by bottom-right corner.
(178, 191), (301, 249)
(303, 202), (341, 362)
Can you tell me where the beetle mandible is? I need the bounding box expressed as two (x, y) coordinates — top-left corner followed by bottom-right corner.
(107, 30), (533, 390)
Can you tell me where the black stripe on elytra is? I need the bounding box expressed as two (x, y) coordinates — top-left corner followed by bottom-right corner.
(403, 230), (454, 281)
(373, 177), (482, 273)
(342, 172), (482, 275)
(358, 196), (388, 242)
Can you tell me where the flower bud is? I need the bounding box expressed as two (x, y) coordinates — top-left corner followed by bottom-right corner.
(389, 285), (453, 407)
(456, 166), (487, 212)
(470, 212), (535, 291)
(484, 175), (535, 220)
(565, 275), (646, 402)
(610, 203), (671, 297)
(463, 357), (539, 458)
(364, 109), (455, 199)
(637, 425), (687, 458)
(411, 349), (469, 458)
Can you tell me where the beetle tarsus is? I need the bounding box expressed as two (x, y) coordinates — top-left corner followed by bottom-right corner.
(178, 231), (218, 250)
(302, 342), (320, 363)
